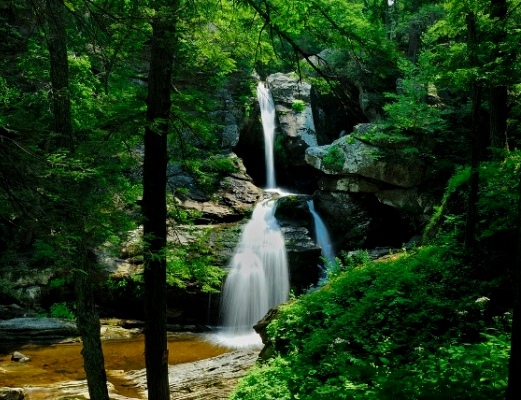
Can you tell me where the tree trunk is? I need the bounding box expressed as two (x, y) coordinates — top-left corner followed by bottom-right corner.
(46, 0), (74, 150)
(506, 170), (521, 399)
(75, 238), (110, 400)
(44, 2), (109, 399)
(406, 0), (421, 61)
(489, 0), (508, 157)
(142, 5), (177, 399)
(464, 12), (482, 254)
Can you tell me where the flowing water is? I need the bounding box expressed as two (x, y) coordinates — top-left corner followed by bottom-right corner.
(216, 196), (289, 348)
(308, 199), (335, 272)
(257, 82), (277, 189)
(213, 82), (289, 349)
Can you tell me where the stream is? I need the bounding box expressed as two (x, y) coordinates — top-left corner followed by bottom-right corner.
(0, 332), (231, 399)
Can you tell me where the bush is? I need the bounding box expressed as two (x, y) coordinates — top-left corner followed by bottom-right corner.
(50, 302), (75, 320)
(230, 245), (510, 400)
(291, 99), (306, 113)
(322, 145), (344, 172)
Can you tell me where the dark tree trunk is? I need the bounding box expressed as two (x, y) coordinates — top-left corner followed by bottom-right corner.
(44, 2), (109, 399)
(505, 170), (521, 400)
(74, 239), (110, 400)
(489, 0), (508, 156)
(46, 0), (74, 150)
(142, 6), (177, 399)
(406, 0), (421, 61)
(507, 171), (521, 399)
(464, 12), (482, 254)
(407, 21), (421, 61)
(489, 85), (507, 153)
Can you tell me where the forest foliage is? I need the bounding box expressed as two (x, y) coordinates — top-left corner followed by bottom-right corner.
(1, 0), (521, 398)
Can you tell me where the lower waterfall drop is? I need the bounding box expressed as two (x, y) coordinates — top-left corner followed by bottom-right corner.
(308, 200), (335, 275)
(217, 196), (289, 348)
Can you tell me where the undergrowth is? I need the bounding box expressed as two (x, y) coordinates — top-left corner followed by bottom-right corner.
(231, 247), (510, 399)
(230, 155), (519, 400)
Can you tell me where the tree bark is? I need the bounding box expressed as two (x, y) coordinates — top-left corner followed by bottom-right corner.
(489, 0), (508, 157)
(46, 0), (74, 150)
(142, 4), (177, 399)
(44, 2), (109, 399)
(506, 170), (521, 399)
(464, 12), (482, 254)
(74, 239), (110, 400)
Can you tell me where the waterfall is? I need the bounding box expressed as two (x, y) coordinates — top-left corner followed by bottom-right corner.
(257, 82), (277, 189)
(307, 200), (335, 267)
(213, 81), (289, 349)
(218, 198), (289, 347)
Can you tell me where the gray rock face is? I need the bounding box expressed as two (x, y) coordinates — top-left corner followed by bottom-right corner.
(304, 124), (433, 248)
(275, 195), (323, 290)
(172, 153), (262, 223)
(312, 191), (373, 250)
(212, 89), (243, 149)
(267, 72), (318, 149)
(0, 318), (78, 343)
(375, 188), (432, 214)
(20, 379), (135, 400)
(128, 350), (258, 400)
(0, 267), (53, 307)
(305, 135), (424, 188)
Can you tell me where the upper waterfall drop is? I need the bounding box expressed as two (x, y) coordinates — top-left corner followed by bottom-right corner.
(257, 82), (277, 189)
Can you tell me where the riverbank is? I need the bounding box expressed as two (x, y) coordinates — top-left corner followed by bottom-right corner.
(0, 318), (259, 400)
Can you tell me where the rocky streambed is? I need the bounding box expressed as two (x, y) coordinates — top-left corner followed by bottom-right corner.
(0, 318), (259, 400)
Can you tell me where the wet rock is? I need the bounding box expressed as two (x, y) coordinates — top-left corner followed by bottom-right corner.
(305, 136), (425, 188)
(0, 388), (24, 400)
(128, 350), (259, 400)
(23, 380), (134, 400)
(172, 154), (262, 223)
(0, 318), (78, 343)
(10, 352), (30, 362)
(267, 72), (318, 150)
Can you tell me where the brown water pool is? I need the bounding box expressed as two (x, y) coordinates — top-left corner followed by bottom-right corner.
(0, 333), (230, 398)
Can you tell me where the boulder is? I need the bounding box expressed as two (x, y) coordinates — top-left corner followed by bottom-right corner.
(0, 318), (78, 343)
(267, 72), (318, 149)
(173, 154), (262, 223)
(305, 135), (425, 188)
(211, 89), (243, 149)
(128, 350), (259, 400)
(318, 175), (380, 193)
(312, 191), (373, 250)
(0, 388), (24, 400)
(10, 352), (30, 362)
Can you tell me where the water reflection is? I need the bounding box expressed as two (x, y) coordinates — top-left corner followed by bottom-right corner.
(0, 333), (230, 398)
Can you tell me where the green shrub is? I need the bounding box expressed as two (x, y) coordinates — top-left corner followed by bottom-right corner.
(291, 99), (306, 113)
(230, 245), (510, 400)
(322, 145), (344, 172)
(0, 277), (19, 302)
(50, 302), (75, 320)
(166, 229), (226, 293)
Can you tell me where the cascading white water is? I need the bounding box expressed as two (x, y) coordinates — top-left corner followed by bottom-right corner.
(219, 198), (289, 347)
(307, 200), (335, 266)
(257, 82), (277, 189)
(214, 81), (289, 349)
